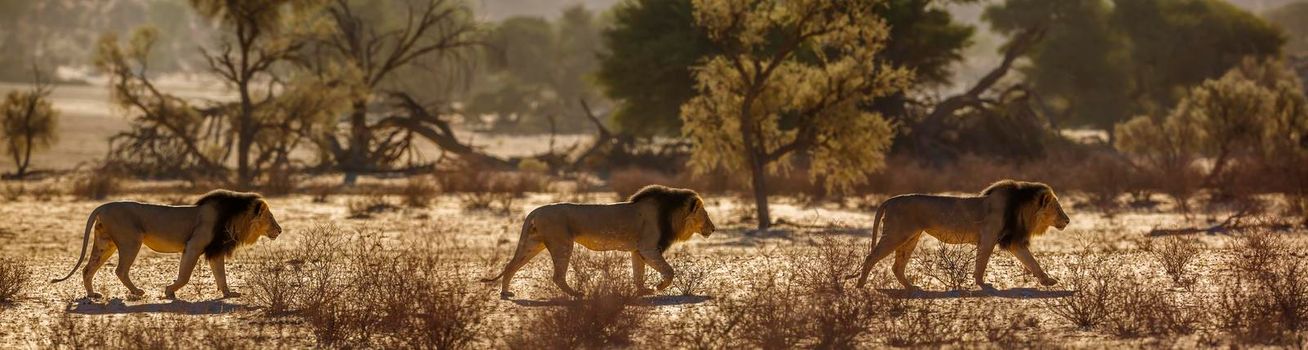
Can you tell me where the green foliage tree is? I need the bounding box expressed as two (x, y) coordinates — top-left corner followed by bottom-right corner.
(468, 6), (604, 133)
(1116, 58), (1308, 211)
(988, 0), (1284, 131)
(0, 69), (58, 178)
(683, 0), (912, 230)
(597, 0), (974, 137)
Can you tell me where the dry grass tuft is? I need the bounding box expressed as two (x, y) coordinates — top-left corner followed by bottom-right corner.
(669, 254), (716, 296)
(0, 258), (30, 303)
(1102, 274), (1198, 338)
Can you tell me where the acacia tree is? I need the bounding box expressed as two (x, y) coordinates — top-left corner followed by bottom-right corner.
(190, 0), (324, 186)
(682, 0), (911, 230)
(0, 68), (58, 178)
(314, 0), (481, 183)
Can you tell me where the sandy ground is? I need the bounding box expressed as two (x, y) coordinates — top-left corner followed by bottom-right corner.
(0, 186), (1283, 348)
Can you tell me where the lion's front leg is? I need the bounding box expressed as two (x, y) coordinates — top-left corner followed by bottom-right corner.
(166, 228), (208, 299)
(209, 255), (240, 298)
(632, 252), (654, 295)
(1010, 245), (1057, 286)
(638, 249), (675, 291)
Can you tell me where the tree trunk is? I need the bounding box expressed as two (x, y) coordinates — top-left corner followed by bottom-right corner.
(236, 86), (254, 188)
(749, 154), (771, 231)
(343, 101), (370, 185)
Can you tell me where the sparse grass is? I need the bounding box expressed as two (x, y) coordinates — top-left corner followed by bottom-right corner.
(0, 258), (30, 303)
(1102, 274), (1197, 338)
(670, 255), (715, 296)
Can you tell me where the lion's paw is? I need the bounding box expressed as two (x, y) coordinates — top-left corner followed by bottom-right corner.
(499, 291), (515, 300)
(637, 288), (656, 296)
(1040, 278), (1059, 287)
(223, 291), (242, 298)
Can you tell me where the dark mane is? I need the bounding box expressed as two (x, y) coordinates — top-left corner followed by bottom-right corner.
(982, 180), (1050, 249)
(628, 185), (700, 252)
(195, 189), (264, 260)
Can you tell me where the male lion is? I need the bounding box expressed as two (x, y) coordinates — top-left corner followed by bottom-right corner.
(51, 190), (282, 299)
(849, 180), (1070, 290)
(482, 185), (716, 299)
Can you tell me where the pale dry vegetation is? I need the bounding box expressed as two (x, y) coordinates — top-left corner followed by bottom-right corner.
(0, 257), (29, 304)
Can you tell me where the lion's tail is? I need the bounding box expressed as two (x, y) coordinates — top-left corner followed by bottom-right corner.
(51, 205), (103, 283)
(846, 200), (889, 280)
(480, 217), (534, 283)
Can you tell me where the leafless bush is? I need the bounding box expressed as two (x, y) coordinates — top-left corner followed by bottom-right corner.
(261, 166), (295, 197)
(881, 299), (963, 347)
(0, 257), (30, 303)
(921, 242), (973, 290)
(29, 183), (58, 201)
(1211, 232), (1308, 344)
(440, 163), (539, 213)
(1102, 276), (1197, 338)
(346, 192), (397, 218)
(248, 223), (344, 315)
(507, 251), (647, 349)
(670, 254), (716, 296)
(72, 171), (121, 200)
(1144, 236), (1201, 285)
(968, 304), (1040, 344)
(1045, 250), (1118, 328)
(402, 176), (438, 207)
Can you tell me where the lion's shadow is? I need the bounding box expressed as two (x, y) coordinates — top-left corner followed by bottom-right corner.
(879, 287), (1074, 300)
(509, 294), (712, 308)
(66, 297), (245, 315)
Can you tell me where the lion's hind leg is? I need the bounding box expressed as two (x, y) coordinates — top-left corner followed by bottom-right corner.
(855, 224), (919, 289)
(82, 225), (117, 299)
(892, 234), (923, 291)
(498, 241), (544, 299)
(544, 240), (582, 298)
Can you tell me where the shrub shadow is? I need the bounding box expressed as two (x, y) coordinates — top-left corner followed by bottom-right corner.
(66, 297), (245, 315)
(879, 287), (1074, 300)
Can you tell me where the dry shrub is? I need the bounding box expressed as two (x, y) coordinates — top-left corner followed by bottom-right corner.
(29, 183), (58, 201)
(402, 176), (437, 207)
(0, 257), (30, 303)
(346, 192), (397, 219)
(1070, 154), (1139, 215)
(1045, 250), (1117, 328)
(968, 304), (1041, 344)
(440, 163), (541, 213)
(921, 242), (973, 290)
(880, 299), (963, 347)
(248, 223), (344, 315)
(609, 167), (674, 199)
(1102, 280), (1197, 338)
(508, 251), (647, 349)
(668, 252), (716, 296)
(250, 224), (492, 349)
(1212, 232), (1308, 344)
(261, 166), (295, 197)
(72, 172), (121, 200)
(1144, 235), (1201, 285)
(1, 182), (23, 201)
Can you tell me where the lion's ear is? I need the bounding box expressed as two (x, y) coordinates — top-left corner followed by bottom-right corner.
(253, 200), (265, 213)
(687, 197), (700, 213)
(1038, 191), (1053, 208)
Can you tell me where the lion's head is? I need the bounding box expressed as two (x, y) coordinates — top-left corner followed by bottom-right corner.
(197, 190), (282, 260)
(629, 185), (716, 252)
(983, 180), (1070, 248)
